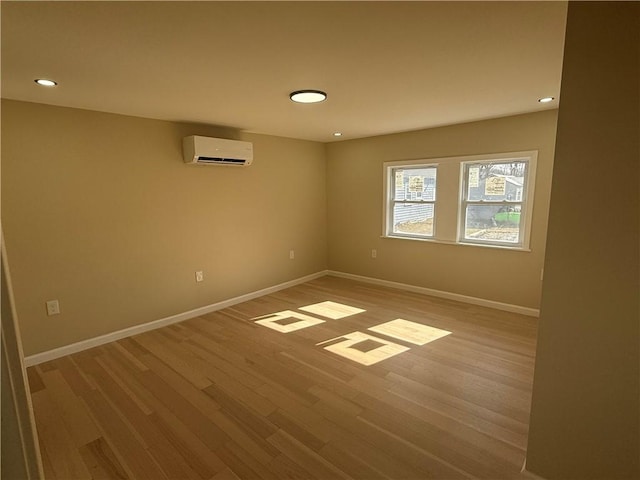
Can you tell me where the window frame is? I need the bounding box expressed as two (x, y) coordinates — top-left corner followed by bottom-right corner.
(457, 154), (537, 249)
(382, 151), (537, 251)
(384, 161), (439, 240)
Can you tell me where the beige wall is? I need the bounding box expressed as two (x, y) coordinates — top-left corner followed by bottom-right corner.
(526, 3), (639, 478)
(2, 102), (559, 357)
(1, 100), (327, 356)
(326, 110), (558, 309)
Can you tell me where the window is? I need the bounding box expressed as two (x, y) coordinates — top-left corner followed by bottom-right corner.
(460, 159), (531, 247)
(383, 151), (537, 250)
(386, 165), (437, 238)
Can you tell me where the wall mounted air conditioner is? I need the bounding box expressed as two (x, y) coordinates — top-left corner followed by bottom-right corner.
(183, 135), (253, 166)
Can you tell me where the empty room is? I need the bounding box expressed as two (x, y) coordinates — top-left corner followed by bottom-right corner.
(1, 2), (638, 480)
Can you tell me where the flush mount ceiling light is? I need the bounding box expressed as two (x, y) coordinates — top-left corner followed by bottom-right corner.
(538, 96), (555, 103)
(290, 90), (327, 104)
(35, 78), (57, 87)
(333, 132), (343, 137)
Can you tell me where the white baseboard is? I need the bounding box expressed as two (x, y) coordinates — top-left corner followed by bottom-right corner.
(24, 270), (329, 367)
(327, 270), (540, 317)
(24, 268), (537, 367)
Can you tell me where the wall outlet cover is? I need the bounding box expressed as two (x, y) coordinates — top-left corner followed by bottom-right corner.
(46, 300), (60, 316)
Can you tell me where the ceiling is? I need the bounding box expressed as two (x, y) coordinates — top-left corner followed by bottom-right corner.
(1, 1), (567, 143)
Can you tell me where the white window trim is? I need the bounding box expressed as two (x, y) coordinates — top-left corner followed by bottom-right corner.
(384, 162), (439, 240)
(383, 151), (538, 251)
(383, 159), (438, 240)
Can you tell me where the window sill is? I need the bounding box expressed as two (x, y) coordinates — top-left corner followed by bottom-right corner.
(381, 234), (531, 252)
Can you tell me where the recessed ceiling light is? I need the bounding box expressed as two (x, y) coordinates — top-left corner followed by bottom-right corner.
(333, 132), (343, 137)
(35, 79), (57, 87)
(290, 90), (327, 104)
(538, 96), (554, 103)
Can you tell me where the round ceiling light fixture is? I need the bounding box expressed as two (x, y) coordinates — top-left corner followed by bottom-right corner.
(538, 96), (555, 103)
(35, 78), (57, 87)
(290, 90), (327, 104)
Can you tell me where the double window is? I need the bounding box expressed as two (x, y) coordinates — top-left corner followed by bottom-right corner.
(383, 151), (537, 250)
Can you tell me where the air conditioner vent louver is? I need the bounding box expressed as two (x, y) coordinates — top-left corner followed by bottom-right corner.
(196, 157), (247, 164)
(183, 136), (253, 167)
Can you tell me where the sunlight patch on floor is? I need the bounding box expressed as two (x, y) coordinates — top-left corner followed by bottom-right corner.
(298, 301), (365, 319)
(253, 301), (452, 366)
(323, 331), (410, 366)
(368, 319), (451, 345)
(253, 310), (325, 333)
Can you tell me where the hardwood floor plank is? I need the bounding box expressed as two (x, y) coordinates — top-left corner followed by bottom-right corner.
(26, 365), (45, 393)
(54, 354), (100, 396)
(82, 350), (218, 478)
(318, 442), (390, 480)
(206, 408), (279, 467)
(148, 411), (227, 480)
(187, 353), (278, 418)
(215, 442), (280, 480)
(210, 467), (242, 480)
(78, 437), (130, 480)
(266, 429), (352, 480)
(320, 426), (426, 480)
(387, 370), (530, 430)
(308, 385), (363, 417)
(389, 357), (532, 422)
(121, 347), (222, 421)
(185, 335), (266, 390)
(243, 351), (321, 404)
(31, 390), (93, 480)
(127, 365), (230, 452)
(202, 384), (278, 440)
(278, 349), (360, 394)
(265, 402), (335, 444)
(359, 405), (522, 478)
(353, 387), (528, 452)
(95, 354), (154, 415)
(133, 333), (212, 389)
(313, 392), (471, 479)
(37, 435), (57, 480)
(101, 349), (229, 478)
(29, 276), (537, 479)
(39, 369), (102, 447)
(266, 409), (326, 452)
(412, 346), (534, 391)
(268, 453), (320, 480)
(89, 358), (204, 479)
(81, 386), (170, 479)
(38, 361), (58, 372)
(111, 341), (150, 372)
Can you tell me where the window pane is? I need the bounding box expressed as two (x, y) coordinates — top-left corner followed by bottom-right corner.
(393, 203), (434, 236)
(466, 162), (526, 202)
(464, 204), (521, 243)
(393, 168), (436, 201)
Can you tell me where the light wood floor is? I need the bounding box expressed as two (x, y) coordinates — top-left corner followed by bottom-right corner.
(27, 276), (537, 479)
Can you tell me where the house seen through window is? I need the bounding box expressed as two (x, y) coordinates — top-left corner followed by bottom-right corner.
(460, 160), (530, 246)
(389, 166), (437, 238)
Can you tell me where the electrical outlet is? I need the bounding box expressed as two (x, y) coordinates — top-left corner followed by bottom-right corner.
(46, 300), (60, 316)
(195, 271), (204, 282)
(371, 249), (377, 259)
(289, 250), (295, 260)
